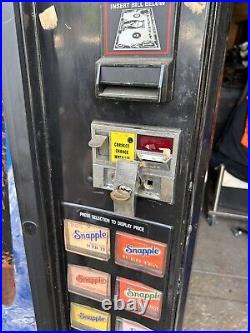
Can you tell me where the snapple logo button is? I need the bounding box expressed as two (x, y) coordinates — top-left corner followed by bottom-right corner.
(64, 219), (110, 261)
(70, 303), (110, 331)
(68, 265), (111, 301)
(116, 277), (162, 321)
(115, 232), (167, 277)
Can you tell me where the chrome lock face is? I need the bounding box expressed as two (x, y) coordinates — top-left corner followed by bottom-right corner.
(110, 186), (132, 202)
(89, 121), (180, 217)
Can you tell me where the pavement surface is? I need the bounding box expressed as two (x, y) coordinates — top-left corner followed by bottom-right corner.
(183, 216), (248, 331)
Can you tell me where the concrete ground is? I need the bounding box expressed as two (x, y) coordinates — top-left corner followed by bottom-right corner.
(183, 216), (248, 331)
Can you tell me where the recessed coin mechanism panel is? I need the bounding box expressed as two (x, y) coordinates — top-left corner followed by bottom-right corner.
(89, 121), (180, 216)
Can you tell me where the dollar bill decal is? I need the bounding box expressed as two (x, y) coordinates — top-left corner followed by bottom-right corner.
(114, 8), (161, 51)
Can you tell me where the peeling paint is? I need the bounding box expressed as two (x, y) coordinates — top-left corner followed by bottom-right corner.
(184, 2), (206, 15)
(39, 5), (58, 30)
(54, 34), (64, 49)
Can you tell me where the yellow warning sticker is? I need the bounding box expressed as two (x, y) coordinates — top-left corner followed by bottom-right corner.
(70, 303), (110, 331)
(110, 131), (136, 162)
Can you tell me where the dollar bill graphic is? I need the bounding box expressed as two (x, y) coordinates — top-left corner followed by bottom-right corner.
(114, 8), (161, 51)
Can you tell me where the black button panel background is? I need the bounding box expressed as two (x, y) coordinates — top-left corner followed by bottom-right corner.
(62, 202), (172, 242)
(62, 202), (173, 331)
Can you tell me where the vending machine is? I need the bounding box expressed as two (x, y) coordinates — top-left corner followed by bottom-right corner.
(3, 2), (231, 331)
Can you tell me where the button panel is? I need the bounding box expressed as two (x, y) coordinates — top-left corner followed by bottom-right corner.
(63, 206), (172, 331)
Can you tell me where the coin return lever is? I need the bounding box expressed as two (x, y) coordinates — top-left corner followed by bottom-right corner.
(110, 160), (139, 217)
(89, 121), (180, 217)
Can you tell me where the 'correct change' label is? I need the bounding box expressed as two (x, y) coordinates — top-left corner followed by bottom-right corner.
(115, 232), (167, 277)
(68, 265), (111, 301)
(70, 303), (110, 331)
(110, 131), (136, 162)
(64, 219), (110, 261)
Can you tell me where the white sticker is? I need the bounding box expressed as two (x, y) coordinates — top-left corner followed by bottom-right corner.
(184, 2), (206, 15)
(39, 6), (58, 30)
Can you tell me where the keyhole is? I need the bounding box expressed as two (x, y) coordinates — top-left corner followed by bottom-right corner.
(147, 180), (153, 186)
(144, 179), (154, 190)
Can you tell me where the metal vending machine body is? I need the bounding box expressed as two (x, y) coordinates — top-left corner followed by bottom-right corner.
(3, 2), (231, 331)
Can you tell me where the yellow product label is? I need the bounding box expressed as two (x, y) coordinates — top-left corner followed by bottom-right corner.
(70, 303), (110, 331)
(64, 219), (110, 260)
(110, 131), (136, 162)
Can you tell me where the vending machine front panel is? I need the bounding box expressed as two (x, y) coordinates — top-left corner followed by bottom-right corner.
(3, 2), (231, 330)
